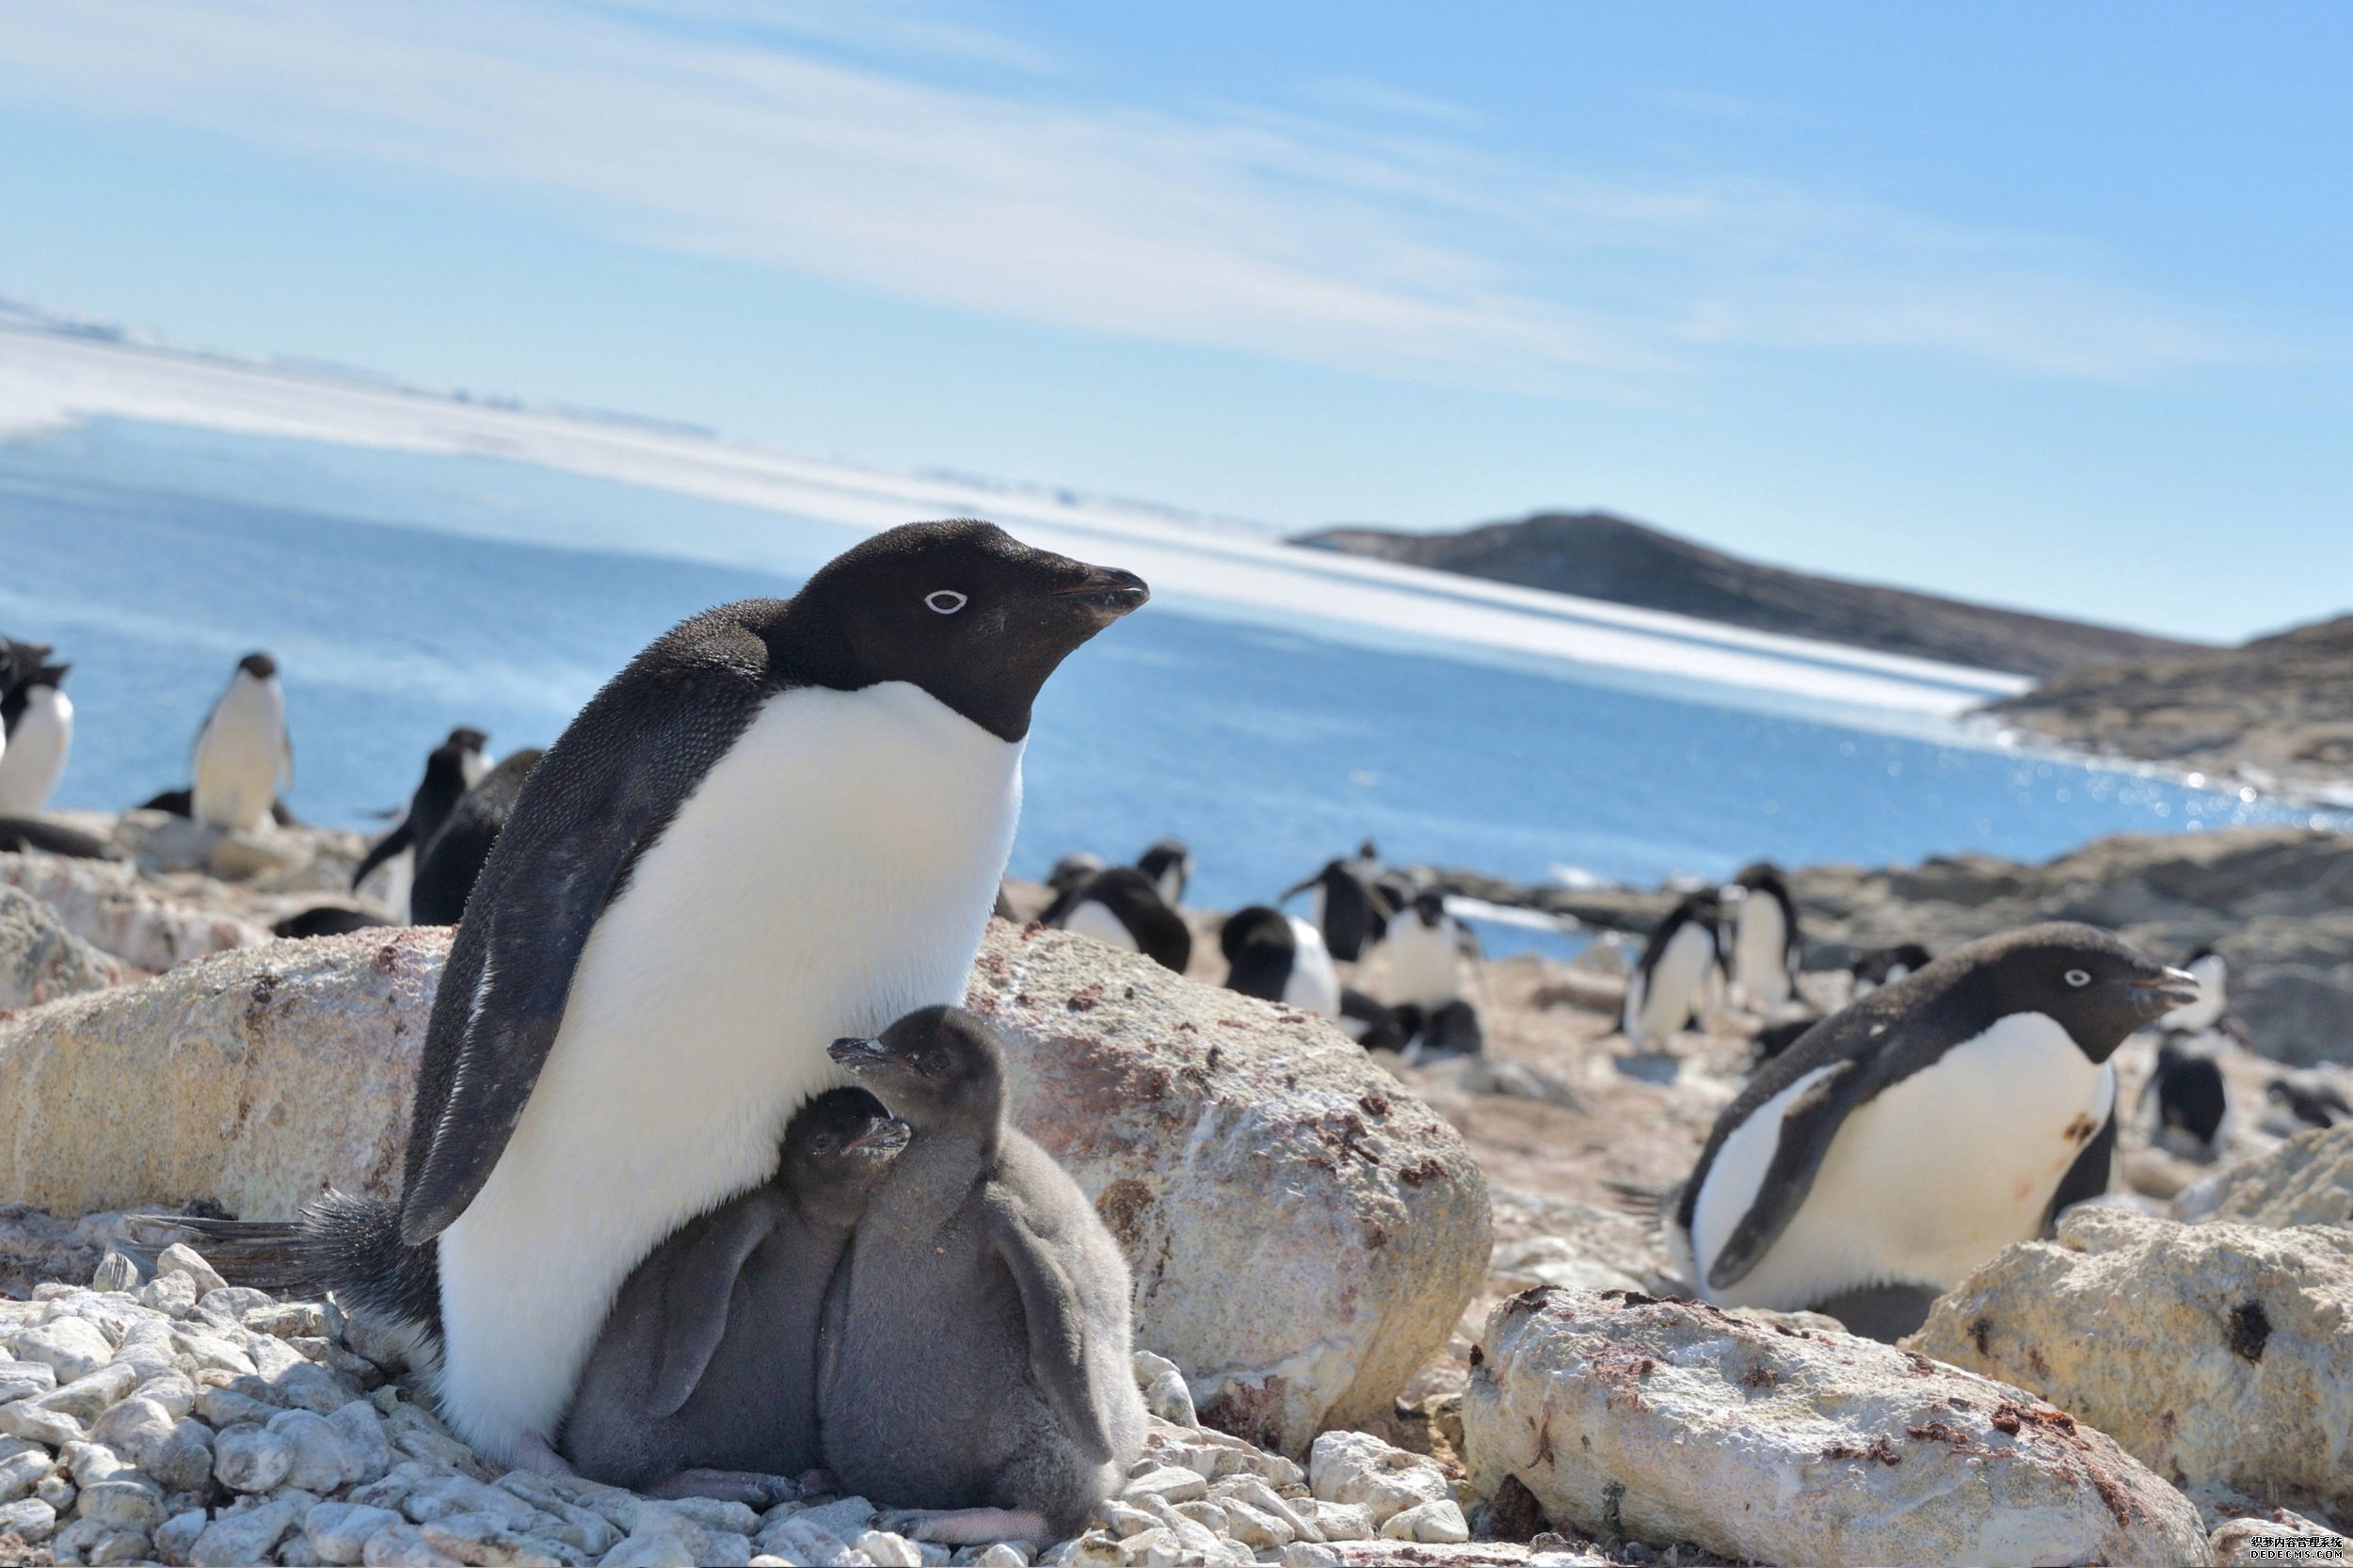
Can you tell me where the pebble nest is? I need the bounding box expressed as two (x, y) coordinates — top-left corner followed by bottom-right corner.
(0, 1247), (1614, 1568)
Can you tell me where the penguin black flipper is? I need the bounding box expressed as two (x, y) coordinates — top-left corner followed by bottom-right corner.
(398, 649), (772, 1247)
(351, 818), (414, 891)
(2041, 1107), (2115, 1233)
(1704, 1057), (1869, 1292)
(987, 1201), (1115, 1467)
(647, 1192), (791, 1419)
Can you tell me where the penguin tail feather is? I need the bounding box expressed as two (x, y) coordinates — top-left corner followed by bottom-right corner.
(1599, 1178), (1678, 1224)
(151, 1191), (440, 1345)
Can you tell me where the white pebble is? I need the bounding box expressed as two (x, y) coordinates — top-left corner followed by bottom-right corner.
(305, 1499), (403, 1565)
(0, 1495), (57, 1544)
(216, 1421), (296, 1493)
(1378, 1498), (1468, 1544)
(8, 1318), (114, 1383)
(155, 1245), (230, 1297)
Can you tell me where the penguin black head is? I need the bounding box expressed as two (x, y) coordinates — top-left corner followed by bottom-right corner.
(237, 651), (280, 680)
(826, 1005), (1006, 1129)
(1964, 922), (2199, 1063)
(787, 1087), (912, 1179)
(30, 661), (68, 690)
(1136, 838), (1193, 903)
(786, 520), (1147, 742)
(1408, 890), (1449, 929)
(1218, 904), (1294, 965)
(1731, 861), (1789, 901)
(445, 727), (489, 754)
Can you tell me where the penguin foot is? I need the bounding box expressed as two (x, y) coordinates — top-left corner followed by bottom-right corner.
(644, 1468), (802, 1508)
(890, 1508), (1051, 1545)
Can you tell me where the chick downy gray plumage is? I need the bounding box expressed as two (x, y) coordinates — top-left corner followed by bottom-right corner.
(820, 1007), (1145, 1545)
(560, 1089), (907, 1501)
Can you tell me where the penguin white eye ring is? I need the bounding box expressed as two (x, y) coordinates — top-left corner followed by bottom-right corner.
(2065, 968), (2091, 987)
(925, 590), (968, 615)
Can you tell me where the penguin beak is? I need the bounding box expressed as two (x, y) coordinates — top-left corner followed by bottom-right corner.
(2132, 968), (2203, 1015)
(844, 1117), (912, 1158)
(1053, 565), (1150, 625)
(826, 1036), (898, 1073)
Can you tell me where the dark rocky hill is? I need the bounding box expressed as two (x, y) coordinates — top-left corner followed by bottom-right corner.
(1294, 510), (2201, 678)
(1985, 612), (2353, 792)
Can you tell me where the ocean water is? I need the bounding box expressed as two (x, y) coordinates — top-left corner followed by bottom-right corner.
(0, 419), (2334, 950)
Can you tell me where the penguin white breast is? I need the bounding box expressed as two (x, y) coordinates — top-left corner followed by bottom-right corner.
(1064, 898), (1141, 953)
(191, 677), (286, 829)
(1690, 1012), (2113, 1312)
(1632, 921), (1715, 1045)
(1281, 915), (1342, 1017)
(1732, 899), (1792, 1007)
(0, 688), (72, 812)
(1382, 919), (1461, 1013)
(433, 680), (1021, 1458)
(2162, 959), (2226, 1033)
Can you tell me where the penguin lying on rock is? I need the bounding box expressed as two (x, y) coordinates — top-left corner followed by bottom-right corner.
(821, 1008), (1145, 1545)
(1040, 860), (1191, 973)
(1220, 904), (1340, 1017)
(1662, 922), (2195, 1341)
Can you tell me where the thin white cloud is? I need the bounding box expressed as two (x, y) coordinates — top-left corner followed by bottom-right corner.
(0, 0), (2278, 389)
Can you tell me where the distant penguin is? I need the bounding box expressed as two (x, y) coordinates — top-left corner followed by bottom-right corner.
(1338, 987), (1411, 1052)
(1750, 1015), (1820, 1066)
(2266, 1075), (2350, 1130)
(1406, 998), (1485, 1061)
(0, 657), (72, 813)
(1135, 838), (1193, 906)
(408, 749), (543, 926)
(2140, 1036), (2230, 1160)
(1849, 943), (1931, 998)
(352, 728), (491, 919)
(1725, 862), (1801, 1011)
(1046, 865), (1192, 974)
(562, 1088), (905, 1500)
(1221, 904), (1341, 1017)
(136, 786), (297, 825)
(1669, 923), (2196, 1340)
(1283, 857), (1390, 963)
(1044, 852), (1103, 900)
(216, 521), (1145, 1468)
(1379, 890), (1467, 1014)
(189, 652), (294, 831)
(1622, 893), (1725, 1048)
(273, 905), (393, 940)
(0, 817), (120, 860)
(2161, 947), (2228, 1035)
(821, 1009), (1145, 1544)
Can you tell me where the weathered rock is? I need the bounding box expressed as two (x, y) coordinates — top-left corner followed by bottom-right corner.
(0, 928), (441, 1215)
(974, 921), (1490, 1454)
(1465, 1287), (2214, 1567)
(0, 851), (268, 973)
(187, 1496), (303, 1566)
(0, 886), (124, 1012)
(1910, 1207), (2353, 1517)
(0, 919), (1486, 1459)
(2181, 1124), (2353, 1227)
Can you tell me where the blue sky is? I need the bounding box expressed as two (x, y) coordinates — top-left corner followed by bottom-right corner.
(1, 1), (2346, 641)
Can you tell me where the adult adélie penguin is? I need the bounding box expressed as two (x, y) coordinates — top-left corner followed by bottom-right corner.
(1621, 892), (1724, 1048)
(1666, 922), (2195, 1341)
(0, 654), (72, 813)
(191, 652), (295, 831)
(192, 521), (1146, 1470)
(1723, 861), (1801, 1011)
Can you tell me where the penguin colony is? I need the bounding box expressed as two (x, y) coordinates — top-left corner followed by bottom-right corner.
(8, 512), (2325, 1521)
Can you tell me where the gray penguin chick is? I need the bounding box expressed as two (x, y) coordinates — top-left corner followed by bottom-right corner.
(560, 1088), (909, 1502)
(821, 1006), (1146, 1544)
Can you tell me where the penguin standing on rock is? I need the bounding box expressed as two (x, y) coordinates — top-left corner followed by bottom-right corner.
(189, 653), (294, 830)
(1221, 904), (1341, 1017)
(1724, 862), (1801, 1011)
(0, 653), (72, 813)
(1283, 857), (1392, 963)
(821, 1008), (1146, 1544)
(1667, 922), (2196, 1340)
(1622, 893), (1725, 1048)
(177, 521), (1145, 1472)
(352, 728), (490, 919)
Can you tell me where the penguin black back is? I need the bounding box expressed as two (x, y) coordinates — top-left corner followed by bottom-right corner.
(408, 748), (543, 925)
(1048, 866), (1191, 973)
(352, 730), (489, 894)
(1284, 858), (1386, 962)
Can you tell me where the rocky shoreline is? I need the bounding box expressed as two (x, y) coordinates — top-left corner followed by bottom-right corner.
(2, 812), (2349, 1565)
